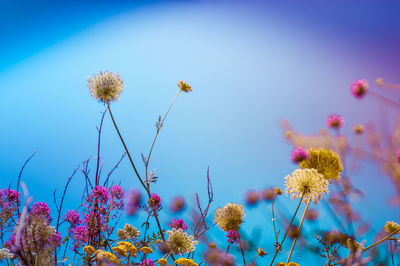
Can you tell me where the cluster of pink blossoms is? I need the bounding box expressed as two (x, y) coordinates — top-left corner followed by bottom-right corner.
(291, 147), (309, 163)
(168, 218), (188, 231)
(351, 79), (368, 98)
(225, 230), (240, 244)
(326, 114), (344, 129)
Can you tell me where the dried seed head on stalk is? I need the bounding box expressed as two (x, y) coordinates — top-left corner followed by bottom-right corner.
(299, 148), (343, 181)
(88, 71), (124, 103)
(214, 203), (245, 232)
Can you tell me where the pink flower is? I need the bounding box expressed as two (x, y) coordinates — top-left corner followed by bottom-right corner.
(291, 147), (309, 163)
(397, 149), (400, 163)
(168, 218), (188, 231)
(139, 259), (154, 266)
(170, 197), (185, 213)
(149, 193), (162, 210)
(245, 191), (260, 206)
(351, 79), (368, 98)
(326, 114), (344, 129)
(31, 202), (51, 222)
(90, 186), (109, 204)
(65, 210), (81, 226)
(72, 225), (89, 247)
(225, 230), (240, 244)
(126, 189), (141, 216)
(110, 185), (125, 200)
(2, 189), (20, 203)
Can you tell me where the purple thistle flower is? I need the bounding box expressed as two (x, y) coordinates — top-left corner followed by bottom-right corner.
(31, 202), (51, 222)
(148, 193), (161, 210)
(65, 210), (81, 226)
(170, 196), (185, 213)
(326, 114), (344, 129)
(126, 189), (141, 216)
(351, 79), (368, 98)
(225, 230), (240, 244)
(291, 146), (309, 163)
(168, 218), (188, 231)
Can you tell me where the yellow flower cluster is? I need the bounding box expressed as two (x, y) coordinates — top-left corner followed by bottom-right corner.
(95, 250), (118, 264)
(175, 257), (198, 265)
(157, 258), (168, 265)
(385, 221), (400, 234)
(178, 80), (192, 93)
(83, 245), (95, 255)
(117, 241), (138, 257)
(275, 262), (300, 266)
(140, 246), (154, 254)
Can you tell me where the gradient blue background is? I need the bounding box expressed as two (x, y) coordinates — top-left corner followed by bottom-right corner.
(1, 0), (400, 263)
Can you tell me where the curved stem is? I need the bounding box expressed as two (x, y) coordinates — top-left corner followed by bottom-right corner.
(270, 195), (304, 265)
(107, 104), (149, 197)
(286, 200), (310, 263)
(239, 235), (247, 265)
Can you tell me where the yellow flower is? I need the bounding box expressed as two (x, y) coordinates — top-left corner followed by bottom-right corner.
(275, 187), (282, 195)
(117, 241), (137, 257)
(299, 148), (343, 180)
(112, 246), (127, 257)
(158, 258), (168, 265)
(83, 245), (95, 255)
(140, 246), (153, 254)
(178, 80), (192, 93)
(214, 203), (245, 232)
(385, 221), (400, 234)
(257, 247), (267, 257)
(102, 251), (118, 263)
(175, 257), (197, 265)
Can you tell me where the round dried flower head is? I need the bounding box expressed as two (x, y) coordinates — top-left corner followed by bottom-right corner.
(353, 124), (364, 135)
(385, 221), (400, 234)
(214, 203), (245, 232)
(376, 77), (384, 87)
(178, 80), (192, 93)
(299, 148), (343, 180)
(166, 228), (198, 255)
(88, 71), (124, 103)
(284, 168), (329, 204)
(351, 79), (368, 98)
(291, 147), (309, 163)
(326, 114), (344, 129)
(275, 187), (282, 195)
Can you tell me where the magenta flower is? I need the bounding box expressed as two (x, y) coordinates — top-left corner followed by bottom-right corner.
(225, 230), (240, 244)
(291, 147), (309, 163)
(245, 191), (260, 206)
(168, 218), (188, 231)
(170, 196), (185, 213)
(326, 114), (344, 129)
(139, 259), (154, 266)
(65, 210), (81, 226)
(397, 149), (400, 163)
(110, 185), (125, 199)
(149, 193), (162, 210)
(90, 186), (109, 204)
(2, 189), (20, 203)
(351, 79), (368, 98)
(72, 225), (89, 247)
(126, 189), (141, 216)
(31, 202), (51, 221)
(50, 231), (62, 246)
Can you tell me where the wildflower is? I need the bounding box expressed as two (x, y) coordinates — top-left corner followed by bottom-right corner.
(209, 242), (216, 248)
(351, 79), (368, 98)
(140, 246), (153, 254)
(158, 258), (168, 266)
(275, 187), (283, 195)
(397, 149), (400, 163)
(112, 246), (127, 257)
(376, 77), (384, 87)
(126, 189), (141, 215)
(117, 241), (137, 256)
(87, 71), (124, 103)
(291, 147), (309, 163)
(214, 203), (245, 232)
(305, 209), (319, 221)
(110, 185), (125, 200)
(245, 190), (260, 206)
(257, 247), (267, 257)
(299, 148), (343, 180)
(284, 168), (329, 204)
(353, 124), (364, 135)
(149, 193), (162, 210)
(262, 188), (275, 201)
(31, 202), (51, 221)
(166, 228), (198, 255)
(168, 218), (188, 231)
(102, 251), (118, 264)
(178, 80), (192, 93)
(385, 221), (400, 234)
(90, 186), (109, 204)
(140, 259), (155, 266)
(1, 189), (20, 203)
(175, 257), (197, 265)
(225, 230), (240, 244)
(346, 238), (362, 252)
(170, 196), (185, 213)
(65, 210), (80, 226)
(326, 114), (344, 129)
(83, 245), (95, 255)
(117, 223), (140, 239)
(72, 225), (89, 247)
(0, 248), (14, 259)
